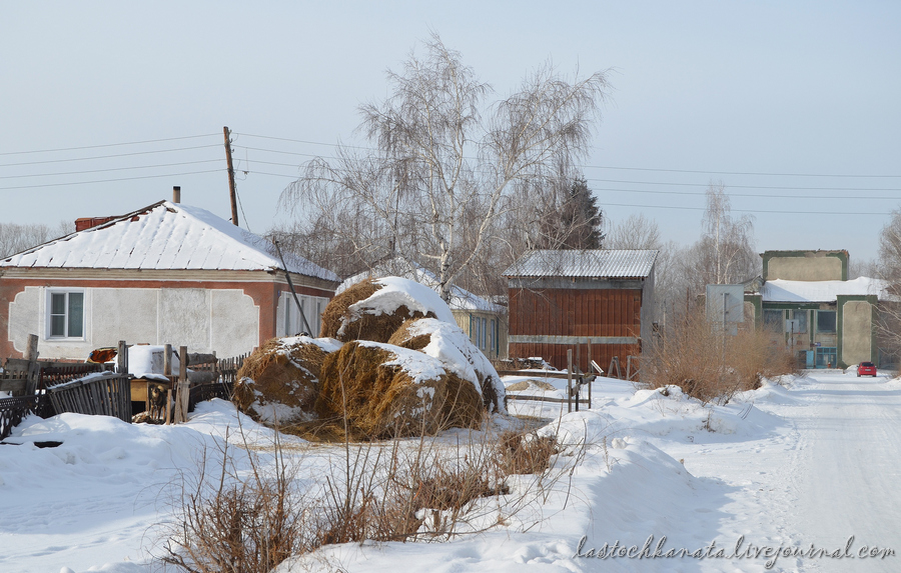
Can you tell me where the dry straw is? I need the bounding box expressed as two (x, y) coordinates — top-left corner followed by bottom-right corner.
(320, 279), (436, 343)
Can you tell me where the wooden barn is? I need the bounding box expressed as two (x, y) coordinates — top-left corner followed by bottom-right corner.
(503, 249), (658, 373)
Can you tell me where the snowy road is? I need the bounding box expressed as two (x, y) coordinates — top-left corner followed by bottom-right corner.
(670, 371), (901, 573)
(788, 372), (901, 572)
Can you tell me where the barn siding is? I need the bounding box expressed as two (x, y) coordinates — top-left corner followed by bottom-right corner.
(507, 287), (643, 371)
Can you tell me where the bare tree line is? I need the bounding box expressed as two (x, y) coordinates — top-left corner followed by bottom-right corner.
(0, 220), (72, 259)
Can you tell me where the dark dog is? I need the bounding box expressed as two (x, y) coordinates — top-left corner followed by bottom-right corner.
(148, 382), (169, 421)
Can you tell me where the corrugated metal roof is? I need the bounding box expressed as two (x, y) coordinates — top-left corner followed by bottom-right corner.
(503, 249), (658, 279)
(0, 201), (339, 282)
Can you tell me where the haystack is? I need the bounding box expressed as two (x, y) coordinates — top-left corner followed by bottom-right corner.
(315, 341), (483, 439)
(234, 336), (338, 425)
(320, 277), (450, 343)
(388, 318), (507, 414)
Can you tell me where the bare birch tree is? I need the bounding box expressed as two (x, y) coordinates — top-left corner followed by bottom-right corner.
(874, 208), (901, 360)
(603, 213), (661, 250)
(684, 182), (758, 289)
(279, 34), (608, 301)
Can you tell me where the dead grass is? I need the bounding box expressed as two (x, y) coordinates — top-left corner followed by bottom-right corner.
(387, 319), (433, 351)
(157, 422), (566, 573)
(320, 279), (436, 343)
(495, 430), (558, 475)
(644, 311), (797, 403)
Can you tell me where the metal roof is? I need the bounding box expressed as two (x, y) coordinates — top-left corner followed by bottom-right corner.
(503, 249), (658, 279)
(0, 200), (339, 282)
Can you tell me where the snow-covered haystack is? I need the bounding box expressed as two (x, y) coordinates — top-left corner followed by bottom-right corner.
(388, 318), (506, 414)
(320, 277), (453, 343)
(234, 336), (341, 425)
(315, 340), (484, 438)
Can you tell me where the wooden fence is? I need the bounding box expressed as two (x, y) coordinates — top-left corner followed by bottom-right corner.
(45, 373), (132, 423)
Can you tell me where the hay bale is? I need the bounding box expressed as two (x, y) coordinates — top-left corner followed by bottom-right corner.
(387, 318), (507, 415)
(234, 336), (337, 425)
(321, 278), (446, 343)
(315, 341), (483, 439)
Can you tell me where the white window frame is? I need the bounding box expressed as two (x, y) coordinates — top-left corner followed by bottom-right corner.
(280, 291), (327, 338)
(45, 288), (86, 340)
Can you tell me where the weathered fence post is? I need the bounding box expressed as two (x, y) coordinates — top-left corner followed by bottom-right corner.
(164, 344), (172, 425)
(174, 345), (189, 423)
(117, 340), (127, 375)
(24, 334), (39, 395)
(587, 342), (592, 405)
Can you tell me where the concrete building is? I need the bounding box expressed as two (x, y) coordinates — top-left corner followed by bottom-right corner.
(744, 250), (888, 368)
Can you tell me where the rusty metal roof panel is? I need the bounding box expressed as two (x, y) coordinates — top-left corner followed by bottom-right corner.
(503, 249), (658, 279)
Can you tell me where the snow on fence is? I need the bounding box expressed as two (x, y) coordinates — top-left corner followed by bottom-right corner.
(45, 372), (132, 423)
(0, 394), (53, 442)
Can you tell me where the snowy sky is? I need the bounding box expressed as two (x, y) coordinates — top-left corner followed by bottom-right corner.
(2, 1), (898, 266)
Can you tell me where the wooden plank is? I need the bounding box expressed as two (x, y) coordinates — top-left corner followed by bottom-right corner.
(506, 394), (590, 405)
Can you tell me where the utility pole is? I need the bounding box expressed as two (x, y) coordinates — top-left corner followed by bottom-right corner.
(223, 126), (239, 226)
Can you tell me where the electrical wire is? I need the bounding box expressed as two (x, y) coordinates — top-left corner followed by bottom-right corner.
(0, 133), (220, 156)
(0, 169), (223, 191)
(0, 159), (221, 180)
(0, 144), (222, 167)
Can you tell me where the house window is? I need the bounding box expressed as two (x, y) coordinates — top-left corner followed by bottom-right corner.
(787, 309), (807, 334)
(764, 309), (782, 330)
(817, 310), (836, 333)
(48, 290), (84, 338)
(281, 292), (326, 337)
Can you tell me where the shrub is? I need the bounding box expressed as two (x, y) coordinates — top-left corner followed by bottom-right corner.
(644, 311), (796, 403)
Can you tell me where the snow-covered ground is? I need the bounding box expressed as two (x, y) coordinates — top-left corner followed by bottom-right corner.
(2, 369), (900, 572)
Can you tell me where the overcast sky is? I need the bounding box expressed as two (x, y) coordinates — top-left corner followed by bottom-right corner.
(2, 1), (898, 268)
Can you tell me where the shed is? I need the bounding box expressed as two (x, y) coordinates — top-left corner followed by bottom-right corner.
(503, 249), (658, 372)
(0, 200), (340, 360)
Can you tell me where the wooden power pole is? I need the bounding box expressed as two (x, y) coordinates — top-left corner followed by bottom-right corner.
(223, 126), (239, 226)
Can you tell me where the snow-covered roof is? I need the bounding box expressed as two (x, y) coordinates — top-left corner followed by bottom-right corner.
(339, 258), (504, 313)
(503, 249), (658, 279)
(0, 201), (339, 281)
(760, 277), (891, 303)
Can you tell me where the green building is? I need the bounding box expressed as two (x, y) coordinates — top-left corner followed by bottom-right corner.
(744, 250), (887, 369)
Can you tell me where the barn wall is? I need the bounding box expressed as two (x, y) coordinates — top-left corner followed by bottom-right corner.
(507, 286), (643, 371)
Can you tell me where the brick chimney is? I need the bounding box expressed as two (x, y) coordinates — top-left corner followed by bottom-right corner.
(75, 216), (116, 232)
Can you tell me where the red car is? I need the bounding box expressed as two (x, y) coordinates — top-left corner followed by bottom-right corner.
(857, 361), (877, 377)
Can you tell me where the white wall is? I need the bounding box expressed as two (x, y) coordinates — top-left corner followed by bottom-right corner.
(9, 286), (259, 360)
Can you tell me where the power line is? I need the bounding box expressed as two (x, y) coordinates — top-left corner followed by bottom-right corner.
(0, 133), (220, 156)
(0, 144), (221, 168)
(235, 133), (901, 179)
(583, 164), (901, 179)
(600, 201), (890, 216)
(0, 169), (223, 191)
(584, 177), (901, 193)
(0, 159), (221, 180)
(590, 186), (901, 201)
